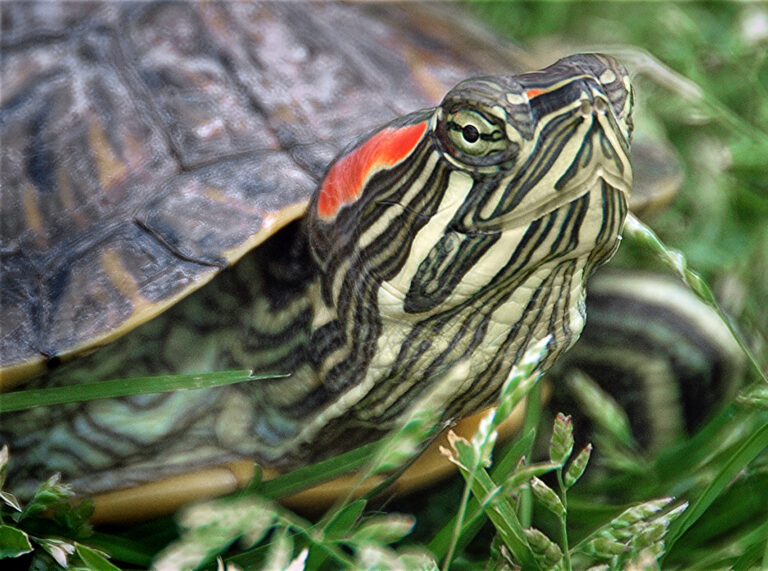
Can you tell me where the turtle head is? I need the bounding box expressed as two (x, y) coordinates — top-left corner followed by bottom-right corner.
(298, 54), (632, 444)
(307, 53), (632, 310)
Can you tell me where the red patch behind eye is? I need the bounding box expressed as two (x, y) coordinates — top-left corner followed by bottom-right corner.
(526, 88), (544, 99)
(317, 121), (427, 220)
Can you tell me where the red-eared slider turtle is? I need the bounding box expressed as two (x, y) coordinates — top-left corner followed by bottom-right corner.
(0, 3), (737, 523)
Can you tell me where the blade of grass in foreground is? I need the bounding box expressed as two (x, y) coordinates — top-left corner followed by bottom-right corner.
(664, 420), (768, 555)
(623, 214), (767, 384)
(428, 429), (537, 559)
(0, 370), (287, 413)
(256, 441), (382, 500)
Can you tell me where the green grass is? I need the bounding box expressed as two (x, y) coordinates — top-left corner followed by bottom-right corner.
(3, 2), (767, 570)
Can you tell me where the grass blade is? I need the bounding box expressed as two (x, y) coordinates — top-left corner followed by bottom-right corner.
(665, 421), (768, 553)
(0, 370), (285, 412)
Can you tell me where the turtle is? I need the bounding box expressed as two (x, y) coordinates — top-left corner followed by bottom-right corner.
(0, 2), (739, 523)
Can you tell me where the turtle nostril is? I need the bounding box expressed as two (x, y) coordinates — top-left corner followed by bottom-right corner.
(579, 100), (592, 117)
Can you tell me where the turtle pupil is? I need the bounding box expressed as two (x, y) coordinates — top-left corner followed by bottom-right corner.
(462, 124), (480, 143)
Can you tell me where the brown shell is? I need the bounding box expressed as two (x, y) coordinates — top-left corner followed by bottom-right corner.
(0, 2), (528, 386)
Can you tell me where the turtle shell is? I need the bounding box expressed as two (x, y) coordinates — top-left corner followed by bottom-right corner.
(0, 2), (532, 387)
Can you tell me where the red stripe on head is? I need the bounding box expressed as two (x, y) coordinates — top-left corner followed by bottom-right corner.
(526, 88), (544, 99)
(317, 121), (428, 220)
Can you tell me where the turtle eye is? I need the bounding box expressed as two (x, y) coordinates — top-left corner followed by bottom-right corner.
(444, 108), (505, 157)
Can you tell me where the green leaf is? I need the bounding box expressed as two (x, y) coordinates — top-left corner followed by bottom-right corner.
(19, 473), (74, 522)
(0, 491), (21, 513)
(550, 412), (574, 466)
(623, 214), (766, 383)
(81, 533), (154, 568)
(0, 370), (286, 413)
(427, 429), (538, 559)
(259, 441), (381, 500)
(0, 525), (33, 558)
(454, 459), (536, 567)
(324, 499), (367, 540)
(54, 498), (94, 538)
(736, 383), (768, 409)
(442, 431), (477, 473)
(523, 527), (563, 567)
(530, 477), (565, 518)
(350, 514), (415, 545)
(501, 461), (561, 494)
(75, 543), (122, 571)
(37, 537), (76, 567)
(565, 444), (593, 489)
(666, 421), (768, 552)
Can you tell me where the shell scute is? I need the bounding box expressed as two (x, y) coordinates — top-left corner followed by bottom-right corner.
(122, 3), (282, 168)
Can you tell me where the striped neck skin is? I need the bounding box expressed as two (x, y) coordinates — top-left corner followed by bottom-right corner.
(259, 54), (633, 466)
